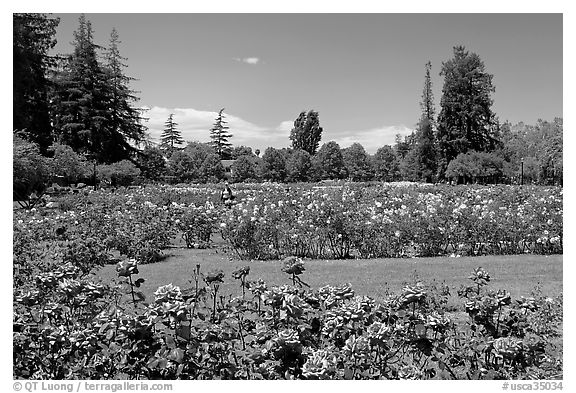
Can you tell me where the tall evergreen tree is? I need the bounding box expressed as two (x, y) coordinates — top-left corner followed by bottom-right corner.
(414, 62), (438, 182)
(420, 61), (436, 126)
(436, 46), (499, 178)
(160, 114), (183, 154)
(50, 15), (108, 158)
(209, 108), (233, 159)
(50, 15), (145, 163)
(103, 28), (147, 153)
(289, 110), (323, 155)
(13, 13), (59, 152)
(415, 118), (437, 182)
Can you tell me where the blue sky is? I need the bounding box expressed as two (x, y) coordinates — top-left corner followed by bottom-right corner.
(50, 13), (562, 153)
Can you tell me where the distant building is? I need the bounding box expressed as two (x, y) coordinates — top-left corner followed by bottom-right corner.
(221, 160), (236, 180)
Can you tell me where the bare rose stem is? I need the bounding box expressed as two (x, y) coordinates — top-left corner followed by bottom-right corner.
(237, 314), (246, 350)
(128, 274), (136, 305)
(495, 305), (502, 337)
(212, 284), (219, 321)
(192, 264), (200, 318)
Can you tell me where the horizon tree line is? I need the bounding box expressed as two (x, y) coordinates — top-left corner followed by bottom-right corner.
(14, 14), (562, 191)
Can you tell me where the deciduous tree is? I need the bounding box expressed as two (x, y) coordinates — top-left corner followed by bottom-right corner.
(286, 149), (312, 182)
(311, 141), (347, 180)
(231, 155), (258, 183)
(261, 147), (286, 182)
(372, 146), (400, 182)
(13, 136), (52, 200)
(342, 143), (373, 181)
(289, 110), (323, 155)
(137, 146), (167, 181)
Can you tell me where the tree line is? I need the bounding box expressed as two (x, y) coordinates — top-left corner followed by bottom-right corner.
(14, 14), (562, 195)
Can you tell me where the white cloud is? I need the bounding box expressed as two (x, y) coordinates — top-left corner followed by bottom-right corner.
(142, 106), (290, 152)
(233, 57), (260, 65)
(142, 106), (412, 155)
(329, 125), (414, 154)
(276, 120), (294, 132)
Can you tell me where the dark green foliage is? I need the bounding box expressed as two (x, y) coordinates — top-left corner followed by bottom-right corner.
(311, 141), (347, 180)
(97, 160), (141, 187)
(498, 119), (562, 185)
(13, 136), (52, 200)
(415, 119), (437, 182)
(437, 46), (500, 178)
(413, 62), (438, 183)
(445, 151), (505, 184)
(261, 147), (287, 182)
(231, 155), (258, 183)
(48, 143), (90, 184)
(167, 150), (196, 183)
(342, 143), (373, 181)
(420, 61), (436, 126)
(399, 149), (420, 182)
(103, 28), (147, 150)
(137, 147), (167, 181)
(199, 154), (225, 183)
(160, 114), (183, 154)
(289, 110), (323, 155)
(182, 142), (215, 172)
(181, 142), (225, 183)
(209, 108), (233, 159)
(372, 146), (400, 182)
(13, 13), (60, 152)
(231, 145), (255, 159)
(50, 15), (113, 158)
(50, 15), (144, 163)
(394, 132), (416, 160)
(286, 149), (312, 182)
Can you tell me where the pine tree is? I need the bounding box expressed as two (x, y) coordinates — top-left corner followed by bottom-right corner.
(416, 118), (437, 182)
(415, 61), (437, 182)
(13, 13), (60, 152)
(436, 46), (499, 178)
(289, 110), (323, 155)
(420, 61), (435, 126)
(209, 108), (233, 159)
(50, 15), (141, 163)
(103, 28), (147, 154)
(160, 114), (183, 154)
(50, 15), (107, 157)
(49, 16), (147, 163)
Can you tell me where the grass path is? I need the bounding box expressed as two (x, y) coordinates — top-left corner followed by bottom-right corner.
(94, 244), (562, 303)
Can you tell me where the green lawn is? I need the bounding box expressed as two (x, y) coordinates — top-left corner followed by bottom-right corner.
(94, 244), (563, 304)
